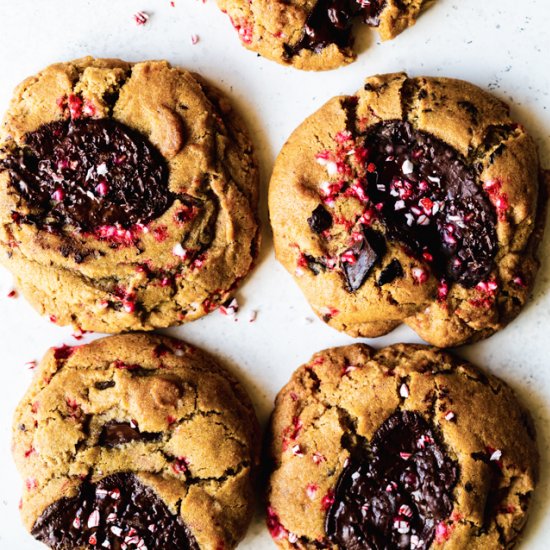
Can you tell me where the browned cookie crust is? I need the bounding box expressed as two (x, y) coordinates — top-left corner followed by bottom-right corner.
(216, 0), (427, 70)
(267, 344), (538, 549)
(269, 73), (547, 347)
(0, 57), (260, 333)
(12, 333), (260, 549)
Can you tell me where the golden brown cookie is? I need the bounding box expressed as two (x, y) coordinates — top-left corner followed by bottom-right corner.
(269, 73), (547, 347)
(216, 0), (428, 70)
(12, 333), (260, 549)
(0, 57), (260, 333)
(267, 344), (538, 549)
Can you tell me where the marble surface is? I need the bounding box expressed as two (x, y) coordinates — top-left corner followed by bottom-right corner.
(0, 0), (549, 547)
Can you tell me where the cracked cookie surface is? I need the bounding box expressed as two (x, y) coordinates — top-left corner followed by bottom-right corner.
(267, 344), (538, 549)
(13, 333), (261, 549)
(269, 72), (547, 347)
(216, 0), (428, 70)
(0, 57), (260, 333)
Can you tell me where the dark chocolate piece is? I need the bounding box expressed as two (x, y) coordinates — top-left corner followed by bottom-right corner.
(1, 118), (171, 232)
(94, 380), (115, 391)
(308, 204), (333, 233)
(341, 228), (385, 292)
(364, 120), (497, 287)
(31, 472), (199, 550)
(326, 411), (458, 550)
(98, 421), (160, 447)
(377, 259), (404, 286)
(289, 0), (386, 56)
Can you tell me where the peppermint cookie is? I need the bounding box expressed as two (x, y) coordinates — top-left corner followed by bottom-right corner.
(216, 0), (427, 70)
(0, 57), (259, 333)
(267, 344), (538, 549)
(269, 73), (546, 347)
(13, 333), (260, 549)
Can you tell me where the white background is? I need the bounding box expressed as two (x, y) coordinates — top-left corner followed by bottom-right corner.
(0, 0), (549, 548)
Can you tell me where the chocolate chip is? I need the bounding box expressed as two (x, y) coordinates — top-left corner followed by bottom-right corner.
(341, 228), (385, 292)
(1, 118), (171, 232)
(94, 380), (115, 390)
(289, 0), (386, 56)
(364, 120), (497, 287)
(305, 254), (326, 275)
(326, 411), (458, 550)
(377, 259), (404, 286)
(31, 472), (199, 549)
(98, 421), (160, 447)
(307, 204), (333, 233)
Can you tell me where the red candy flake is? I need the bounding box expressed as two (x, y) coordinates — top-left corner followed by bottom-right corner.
(82, 100), (96, 117)
(53, 344), (75, 361)
(24, 446), (35, 458)
(52, 187), (64, 200)
(399, 452), (412, 460)
(483, 179), (509, 221)
(319, 305), (339, 320)
(219, 297), (239, 317)
(7, 289), (18, 298)
(476, 279), (498, 294)
(306, 483), (319, 499)
(167, 415), (177, 425)
(470, 278), (498, 309)
(31, 401), (39, 414)
(340, 249), (357, 265)
(444, 410), (456, 421)
(417, 434), (434, 449)
(321, 490), (335, 511)
(172, 456), (190, 474)
(134, 11), (149, 25)
(282, 416), (303, 450)
(411, 267), (428, 285)
(113, 359), (140, 371)
(398, 504), (413, 518)
(88, 535), (97, 545)
(25, 477), (38, 490)
(266, 506), (289, 541)
(499, 504), (516, 514)
(67, 94), (83, 119)
(437, 280), (449, 303)
(191, 34), (200, 45)
(25, 360), (37, 370)
(72, 327), (87, 340)
(512, 275), (526, 287)
(341, 363), (357, 377)
(152, 225), (168, 242)
(229, 16), (253, 44)
(393, 517), (410, 534)
(313, 451), (327, 464)
(94, 223), (145, 244)
(435, 521), (453, 543)
(291, 444), (304, 457)
(49, 315), (58, 324)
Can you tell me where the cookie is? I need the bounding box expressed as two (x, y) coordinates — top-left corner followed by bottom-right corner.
(12, 333), (260, 549)
(269, 73), (547, 347)
(0, 57), (260, 333)
(267, 344), (538, 549)
(216, 0), (426, 70)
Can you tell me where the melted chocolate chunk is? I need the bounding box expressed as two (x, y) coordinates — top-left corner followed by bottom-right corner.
(94, 380), (115, 391)
(2, 118), (171, 232)
(377, 258), (404, 286)
(32, 472), (199, 550)
(341, 228), (385, 292)
(98, 421), (160, 447)
(308, 204), (333, 233)
(288, 0), (386, 56)
(364, 121), (497, 287)
(326, 411), (458, 550)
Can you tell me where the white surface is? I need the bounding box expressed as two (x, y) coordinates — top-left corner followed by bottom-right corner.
(0, 0), (549, 548)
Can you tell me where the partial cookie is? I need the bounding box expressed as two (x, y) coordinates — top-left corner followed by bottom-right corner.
(216, 0), (427, 70)
(269, 73), (547, 347)
(0, 57), (260, 333)
(13, 333), (260, 549)
(267, 344), (538, 549)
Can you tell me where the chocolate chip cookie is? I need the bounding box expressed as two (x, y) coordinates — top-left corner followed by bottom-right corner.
(216, 0), (427, 70)
(267, 344), (538, 549)
(269, 73), (547, 347)
(12, 333), (260, 549)
(0, 57), (260, 333)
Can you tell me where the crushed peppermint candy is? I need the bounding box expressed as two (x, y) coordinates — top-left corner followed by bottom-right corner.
(401, 159), (414, 175)
(172, 243), (188, 260)
(134, 11), (150, 25)
(313, 451), (326, 464)
(490, 449), (502, 462)
(191, 34), (200, 45)
(219, 297), (239, 317)
(306, 483), (318, 499)
(399, 383), (409, 398)
(444, 411), (456, 421)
